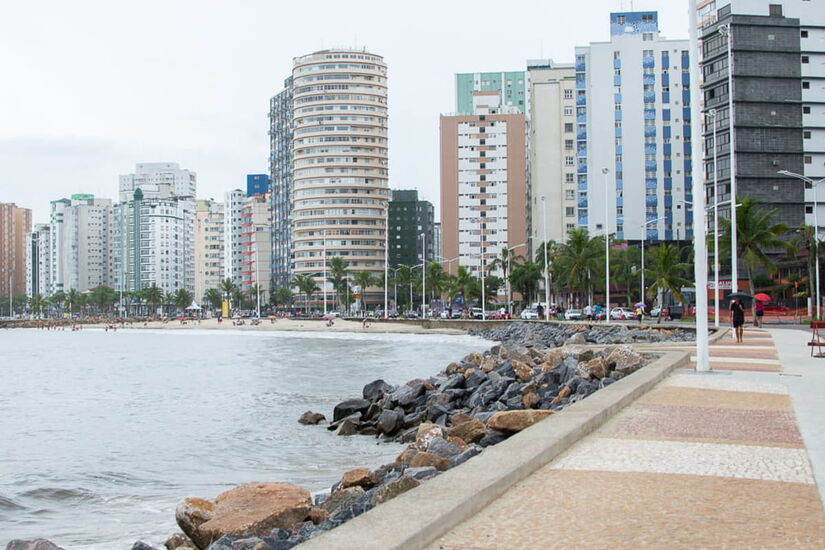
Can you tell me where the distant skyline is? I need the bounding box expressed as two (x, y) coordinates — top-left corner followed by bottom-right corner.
(0, 0), (689, 223)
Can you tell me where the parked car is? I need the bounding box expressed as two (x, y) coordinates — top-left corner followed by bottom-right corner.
(520, 308), (538, 320)
(650, 305), (661, 317)
(610, 307), (637, 320)
(471, 307), (485, 319)
(565, 309), (583, 321)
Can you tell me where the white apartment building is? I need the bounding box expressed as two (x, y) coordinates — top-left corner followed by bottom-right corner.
(25, 223), (51, 298)
(224, 189), (246, 286)
(527, 60), (577, 245)
(113, 163), (196, 295)
(576, 12), (692, 243)
(48, 195), (113, 295)
(195, 199), (225, 303)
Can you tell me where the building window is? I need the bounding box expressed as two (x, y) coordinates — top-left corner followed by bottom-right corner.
(565, 123), (574, 132)
(804, 131), (811, 139)
(564, 89), (573, 100)
(805, 156), (812, 164)
(617, 15), (626, 24)
(565, 190), (575, 200)
(643, 33), (654, 41)
(613, 51), (621, 60)
(801, 30), (808, 38)
(566, 173), (575, 183)
(566, 207), (575, 217)
(804, 106), (811, 114)
(564, 106), (574, 116)
(803, 81), (810, 89)
(564, 156), (574, 166)
(565, 139), (574, 149)
(802, 56), (810, 63)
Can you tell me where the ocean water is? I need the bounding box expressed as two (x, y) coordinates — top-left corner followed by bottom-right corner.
(0, 328), (489, 549)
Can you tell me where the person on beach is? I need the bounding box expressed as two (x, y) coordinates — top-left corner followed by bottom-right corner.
(755, 299), (764, 328)
(731, 297), (746, 343)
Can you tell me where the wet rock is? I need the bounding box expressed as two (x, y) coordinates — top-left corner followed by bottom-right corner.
(479, 429), (509, 447)
(203, 535), (238, 550)
(131, 542), (159, 550)
(321, 486), (365, 517)
(447, 418), (486, 444)
(196, 482), (311, 546)
(362, 379), (393, 402)
(451, 444), (484, 467)
(404, 466), (440, 481)
(297, 411), (326, 425)
(376, 409), (403, 435)
(438, 374), (465, 392)
(389, 383), (425, 407)
(5, 541), (66, 550)
(335, 417), (360, 436)
(370, 476), (420, 506)
(165, 533), (196, 550)
(487, 410), (554, 433)
(176, 497), (215, 549)
(339, 468), (378, 489)
(327, 412), (361, 431)
(409, 451), (451, 471)
(332, 398), (370, 422)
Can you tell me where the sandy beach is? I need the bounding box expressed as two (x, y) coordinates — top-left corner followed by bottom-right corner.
(91, 317), (467, 335)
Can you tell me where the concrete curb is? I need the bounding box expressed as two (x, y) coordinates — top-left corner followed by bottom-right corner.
(297, 349), (690, 550)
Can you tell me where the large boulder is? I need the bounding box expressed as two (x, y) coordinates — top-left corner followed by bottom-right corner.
(5, 541), (65, 550)
(409, 451), (452, 471)
(562, 345), (595, 362)
(164, 533), (196, 550)
(176, 497), (215, 549)
(413, 423), (444, 450)
(576, 357), (609, 381)
(376, 409), (403, 435)
(605, 345), (644, 376)
(564, 332), (587, 345)
(339, 468), (378, 490)
(370, 476), (420, 506)
(335, 417), (361, 436)
(447, 418), (486, 444)
(332, 398), (370, 422)
(131, 543), (158, 550)
(540, 348), (564, 371)
(426, 437), (461, 459)
(362, 379), (393, 402)
(194, 483), (311, 547)
(511, 360), (535, 381)
(486, 410), (554, 433)
(389, 383), (425, 407)
(465, 352), (484, 366)
(322, 486), (365, 517)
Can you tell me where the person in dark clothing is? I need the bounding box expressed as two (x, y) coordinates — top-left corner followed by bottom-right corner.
(731, 297), (746, 343)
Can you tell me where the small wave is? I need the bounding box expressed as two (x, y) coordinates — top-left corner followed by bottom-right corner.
(0, 494), (27, 510)
(19, 487), (99, 502)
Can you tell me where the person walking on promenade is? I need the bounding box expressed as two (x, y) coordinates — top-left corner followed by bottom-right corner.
(755, 299), (764, 328)
(731, 297), (746, 343)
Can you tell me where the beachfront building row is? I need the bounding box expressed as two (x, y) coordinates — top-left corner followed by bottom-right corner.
(269, 48), (390, 305)
(1, 202), (32, 299)
(224, 189), (271, 302)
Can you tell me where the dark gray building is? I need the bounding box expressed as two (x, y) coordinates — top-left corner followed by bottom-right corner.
(701, 3), (805, 229)
(389, 190), (435, 268)
(269, 77), (293, 291)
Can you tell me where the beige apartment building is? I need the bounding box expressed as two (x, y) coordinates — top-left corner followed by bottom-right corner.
(440, 90), (528, 280)
(0, 202), (32, 298)
(290, 49), (389, 305)
(194, 199), (225, 303)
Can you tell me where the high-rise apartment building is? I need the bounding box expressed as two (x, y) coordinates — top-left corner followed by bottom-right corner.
(246, 174), (270, 197)
(575, 12), (693, 243)
(194, 199), (225, 302)
(26, 224), (51, 298)
(0, 202), (32, 297)
(113, 163), (196, 295)
(289, 49), (389, 304)
(455, 72), (528, 114)
(270, 77), (294, 291)
(49, 195), (113, 294)
(224, 189), (246, 286)
(526, 59), (577, 245)
(700, 1), (824, 234)
(440, 86), (528, 279)
(388, 190), (435, 268)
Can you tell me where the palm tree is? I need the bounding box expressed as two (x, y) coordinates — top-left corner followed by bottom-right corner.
(510, 261), (543, 305)
(49, 290), (66, 317)
(425, 261), (451, 306)
(89, 286), (117, 315)
(645, 243), (691, 304)
(142, 284), (164, 316)
(219, 278), (237, 310)
(611, 245), (642, 305)
(490, 247), (525, 309)
(173, 288), (194, 314)
(327, 257), (348, 310)
(204, 288), (223, 312)
(28, 293), (48, 317)
(395, 264), (413, 309)
(719, 198), (792, 314)
(552, 228), (604, 306)
(272, 286), (293, 309)
(353, 270), (377, 313)
(64, 288), (81, 316)
(291, 274), (319, 313)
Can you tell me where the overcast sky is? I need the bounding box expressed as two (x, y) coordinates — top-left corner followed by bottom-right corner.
(0, 0), (690, 224)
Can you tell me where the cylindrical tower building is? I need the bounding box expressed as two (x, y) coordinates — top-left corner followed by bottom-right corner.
(290, 49), (389, 307)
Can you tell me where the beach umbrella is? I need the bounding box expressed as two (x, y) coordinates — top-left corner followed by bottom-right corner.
(634, 302), (646, 308)
(754, 293), (771, 302)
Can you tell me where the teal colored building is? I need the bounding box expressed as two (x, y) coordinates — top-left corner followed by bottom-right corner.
(455, 71), (526, 114)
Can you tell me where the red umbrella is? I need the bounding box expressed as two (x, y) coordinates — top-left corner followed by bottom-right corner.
(754, 293), (771, 302)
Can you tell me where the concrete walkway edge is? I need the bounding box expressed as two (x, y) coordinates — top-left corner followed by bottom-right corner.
(298, 350), (690, 550)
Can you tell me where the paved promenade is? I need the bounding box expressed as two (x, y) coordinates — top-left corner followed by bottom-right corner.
(427, 327), (825, 549)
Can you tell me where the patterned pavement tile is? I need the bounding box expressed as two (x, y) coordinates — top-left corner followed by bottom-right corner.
(602, 403), (803, 447)
(549, 438), (813, 483)
(639, 387), (792, 411)
(662, 373), (788, 394)
(428, 471), (825, 550)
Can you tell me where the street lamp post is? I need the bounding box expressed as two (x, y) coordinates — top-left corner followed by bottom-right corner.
(601, 168), (611, 324)
(322, 230), (327, 315)
(719, 23), (738, 293)
(540, 196), (550, 316)
(710, 108), (721, 327)
(384, 197), (389, 319)
(778, 170), (825, 319)
(505, 243), (528, 316)
(421, 232), (427, 318)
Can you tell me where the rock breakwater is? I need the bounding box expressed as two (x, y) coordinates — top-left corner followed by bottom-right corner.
(470, 321), (694, 347)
